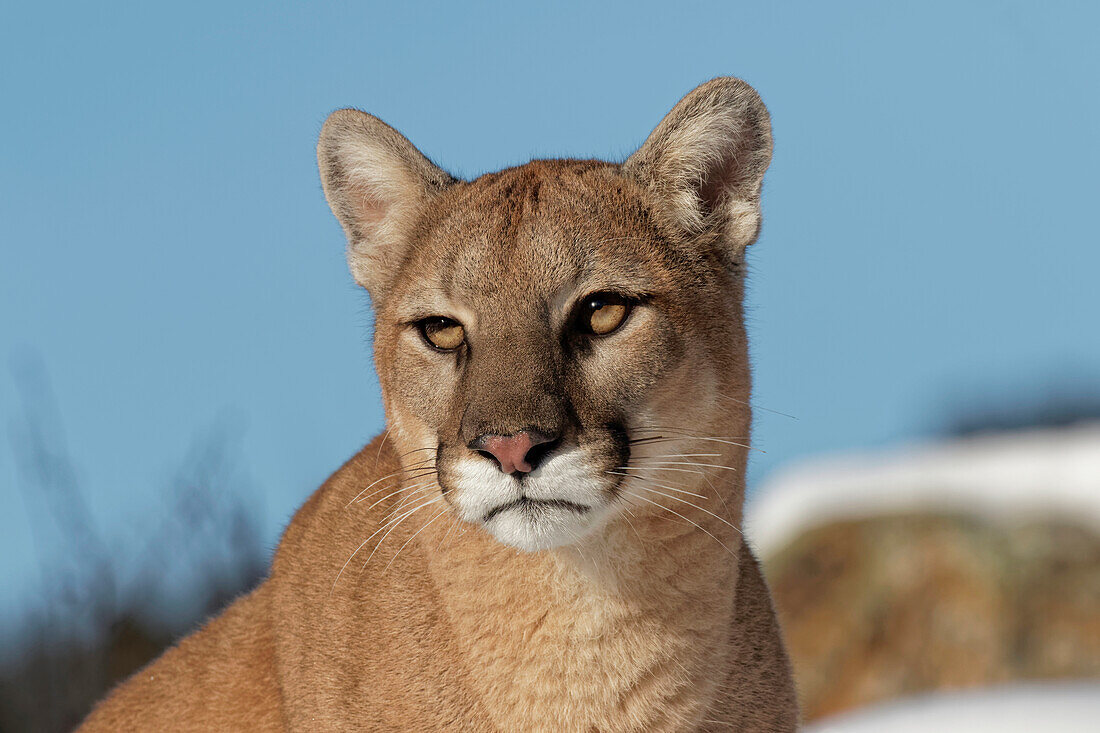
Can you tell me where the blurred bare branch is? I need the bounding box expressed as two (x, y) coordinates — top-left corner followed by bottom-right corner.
(1, 354), (267, 732)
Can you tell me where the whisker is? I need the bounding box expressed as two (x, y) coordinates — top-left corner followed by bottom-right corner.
(393, 445), (439, 461)
(626, 435), (674, 446)
(346, 467), (411, 506)
(622, 480), (743, 537)
(384, 507), (447, 573)
(611, 465), (707, 476)
(632, 427), (751, 439)
(331, 483), (440, 593)
(617, 502), (644, 544)
(434, 513), (463, 554)
(371, 480), (438, 513)
(359, 495), (443, 573)
(374, 428), (390, 465)
(330, 536), (376, 596)
(629, 434), (760, 452)
(378, 487), (440, 522)
(617, 489), (736, 557)
(606, 470), (708, 498)
(630, 461), (739, 472)
(630, 453), (722, 459)
(714, 393), (798, 420)
(345, 460), (436, 506)
(355, 470), (438, 506)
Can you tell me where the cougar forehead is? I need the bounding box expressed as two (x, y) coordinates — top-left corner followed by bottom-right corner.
(390, 160), (712, 313)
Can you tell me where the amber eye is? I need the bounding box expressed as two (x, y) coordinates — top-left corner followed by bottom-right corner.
(419, 317), (465, 351)
(576, 292), (632, 336)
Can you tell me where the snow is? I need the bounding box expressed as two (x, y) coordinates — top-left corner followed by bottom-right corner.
(745, 423), (1100, 556)
(805, 682), (1100, 732)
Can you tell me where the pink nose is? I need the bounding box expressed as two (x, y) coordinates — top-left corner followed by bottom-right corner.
(476, 431), (552, 474)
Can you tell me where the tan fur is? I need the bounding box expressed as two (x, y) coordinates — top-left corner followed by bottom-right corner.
(81, 77), (798, 731)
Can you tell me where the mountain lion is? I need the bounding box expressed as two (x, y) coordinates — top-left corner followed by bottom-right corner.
(81, 77), (798, 731)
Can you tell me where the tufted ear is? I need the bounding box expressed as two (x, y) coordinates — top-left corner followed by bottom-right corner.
(623, 77), (773, 257)
(317, 110), (456, 296)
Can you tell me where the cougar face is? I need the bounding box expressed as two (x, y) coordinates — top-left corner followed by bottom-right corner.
(319, 78), (771, 551)
(373, 162), (746, 549)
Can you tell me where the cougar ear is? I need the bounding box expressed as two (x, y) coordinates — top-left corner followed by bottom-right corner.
(623, 77), (773, 257)
(317, 110), (456, 296)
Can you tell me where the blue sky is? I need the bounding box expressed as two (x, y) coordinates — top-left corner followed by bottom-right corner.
(2, 1), (1098, 622)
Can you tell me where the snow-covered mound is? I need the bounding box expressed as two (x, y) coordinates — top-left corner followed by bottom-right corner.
(746, 423), (1100, 556)
(805, 682), (1100, 732)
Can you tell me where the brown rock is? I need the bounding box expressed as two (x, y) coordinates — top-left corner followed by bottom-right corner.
(764, 513), (1100, 721)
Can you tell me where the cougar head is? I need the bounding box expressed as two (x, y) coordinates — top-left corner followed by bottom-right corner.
(318, 78), (771, 551)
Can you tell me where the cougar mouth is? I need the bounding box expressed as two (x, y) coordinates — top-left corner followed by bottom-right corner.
(436, 439), (628, 551)
(483, 496), (590, 522)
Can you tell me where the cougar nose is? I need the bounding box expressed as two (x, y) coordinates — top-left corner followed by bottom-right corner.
(469, 430), (557, 474)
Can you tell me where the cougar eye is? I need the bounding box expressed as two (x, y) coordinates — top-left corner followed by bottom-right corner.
(576, 292), (632, 336)
(418, 317), (465, 351)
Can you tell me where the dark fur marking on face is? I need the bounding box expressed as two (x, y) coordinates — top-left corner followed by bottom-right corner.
(435, 442), (448, 494)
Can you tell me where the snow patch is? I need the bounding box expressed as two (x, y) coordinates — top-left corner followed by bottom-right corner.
(746, 423), (1100, 556)
(806, 682), (1100, 732)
